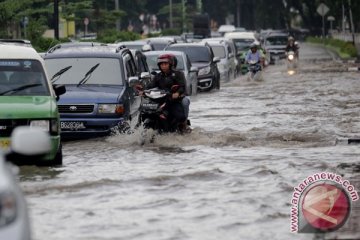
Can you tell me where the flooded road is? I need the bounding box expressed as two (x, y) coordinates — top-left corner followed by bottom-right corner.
(20, 43), (360, 240)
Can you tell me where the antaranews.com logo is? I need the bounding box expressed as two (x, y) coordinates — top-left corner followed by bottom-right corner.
(290, 172), (359, 233)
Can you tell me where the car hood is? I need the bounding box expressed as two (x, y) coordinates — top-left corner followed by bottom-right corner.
(58, 85), (125, 104)
(0, 96), (57, 119)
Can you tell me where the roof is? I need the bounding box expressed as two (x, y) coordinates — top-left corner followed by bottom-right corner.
(224, 32), (256, 40)
(0, 44), (42, 61)
(43, 45), (130, 59)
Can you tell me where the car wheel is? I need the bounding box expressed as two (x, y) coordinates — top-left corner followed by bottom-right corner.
(52, 144), (63, 165)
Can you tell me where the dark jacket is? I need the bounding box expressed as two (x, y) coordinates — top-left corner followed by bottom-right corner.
(146, 69), (186, 95)
(285, 44), (299, 52)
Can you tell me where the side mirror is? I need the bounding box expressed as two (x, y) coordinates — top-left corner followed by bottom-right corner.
(128, 76), (140, 87)
(53, 84), (66, 101)
(6, 126), (51, 162)
(213, 57), (220, 63)
(190, 66), (198, 72)
(140, 72), (151, 80)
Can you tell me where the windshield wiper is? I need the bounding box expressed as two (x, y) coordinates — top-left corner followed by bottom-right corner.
(0, 84), (42, 95)
(77, 63), (100, 87)
(51, 66), (72, 83)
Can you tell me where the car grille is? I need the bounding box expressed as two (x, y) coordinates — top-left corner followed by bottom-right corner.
(0, 119), (29, 137)
(58, 105), (94, 114)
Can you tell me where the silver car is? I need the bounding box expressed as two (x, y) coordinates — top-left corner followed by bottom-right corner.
(201, 38), (237, 81)
(144, 50), (199, 96)
(0, 127), (52, 240)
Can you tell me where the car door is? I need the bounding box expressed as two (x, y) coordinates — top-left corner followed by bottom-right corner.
(123, 53), (141, 120)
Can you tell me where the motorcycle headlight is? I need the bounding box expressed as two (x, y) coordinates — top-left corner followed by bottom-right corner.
(98, 104), (124, 115)
(198, 66), (211, 76)
(0, 191), (17, 227)
(288, 54), (294, 60)
(30, 120), (50, 131)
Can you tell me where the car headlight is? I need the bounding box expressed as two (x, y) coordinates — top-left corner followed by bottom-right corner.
(30, 120), (49, 131)
(0, 191), (17, 227)
(98, 104), (124, 115)
(198, 66), (211, 76)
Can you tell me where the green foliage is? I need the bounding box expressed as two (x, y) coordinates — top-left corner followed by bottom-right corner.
(31, 37), (70, 53)
(97, 29), (141, 43)
(306, 36), (358, 58)
(161, 28), (181, 36)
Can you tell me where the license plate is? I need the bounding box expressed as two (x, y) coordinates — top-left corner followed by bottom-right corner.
(60, 121), (86, 130)
(0, 140), (10, 149)
(141, 103), (158, 110)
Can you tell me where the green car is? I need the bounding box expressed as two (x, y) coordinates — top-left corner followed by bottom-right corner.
(0, 41), (65, 165)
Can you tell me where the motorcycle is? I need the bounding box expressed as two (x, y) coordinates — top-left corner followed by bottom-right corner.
(134, 84), (191, 144)
(247, 60), (263, 81)
(286, 50), (298, 70)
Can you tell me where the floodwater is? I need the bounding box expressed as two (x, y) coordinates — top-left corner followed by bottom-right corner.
(20, 43), (360, 240)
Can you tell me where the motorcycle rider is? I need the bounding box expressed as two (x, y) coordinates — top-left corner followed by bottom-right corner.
(144, 53), (190, 133)
(285, 36), (299, 59)
(245, 42), (265, 68)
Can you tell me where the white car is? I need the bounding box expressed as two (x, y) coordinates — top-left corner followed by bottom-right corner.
(0, 127), (51, 240)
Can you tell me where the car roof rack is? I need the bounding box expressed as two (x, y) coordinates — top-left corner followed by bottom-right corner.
(116, 44), (127, 53)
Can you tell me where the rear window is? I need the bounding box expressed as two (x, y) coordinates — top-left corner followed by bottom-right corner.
(167, 46), (210, 63)
(0, 60), (50, 96)
(45, 57), (124, 85)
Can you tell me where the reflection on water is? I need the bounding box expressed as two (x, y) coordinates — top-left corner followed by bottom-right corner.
(21, 44), (360, 240)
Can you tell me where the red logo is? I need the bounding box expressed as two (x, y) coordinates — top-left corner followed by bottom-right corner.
(301, 183), (350, 231)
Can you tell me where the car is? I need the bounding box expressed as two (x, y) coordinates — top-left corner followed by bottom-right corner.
(0, 127), (52, 240)
(224, 32), (257, 74)
(261, 32), (289, 64)
(115, 40), (155, 52)
(165, 42), (220, 91)
(145, 37), (177, 50)
(144, 50), (198, 96)
(0, 41), (65, 165)
(201, 38), (237, 81)
(43, 44), (145, 139)
(218, 24), (235, 36)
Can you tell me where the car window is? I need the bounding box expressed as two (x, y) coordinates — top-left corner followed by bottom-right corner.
(167, 46), (210, 63)
(0, 60), (50, 96)
(211, 46), (226, 59)
(45, 57), (124, 85)
(146, 54), (185, 71)
(233, 39), (254, 51)
(152, 43), (167, 51)
(266, 36), (288, 45)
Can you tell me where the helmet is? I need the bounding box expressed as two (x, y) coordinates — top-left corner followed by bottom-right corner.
(288, 36), (294, 42)
(157, 53), (175, 68)
(250, 43), (257, 49)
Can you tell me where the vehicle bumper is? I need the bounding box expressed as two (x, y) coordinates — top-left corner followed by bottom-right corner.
(0, 135), (60, 162)
(197, 74), (213, 90)
(59, 117), (125, 138)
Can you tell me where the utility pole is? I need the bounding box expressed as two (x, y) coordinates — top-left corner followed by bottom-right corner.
(348, 0), (355, 44)
(54, 0), (59, 39)
(182, 0), (187, 33)
(236, 0), (241, 27)
(169, 0), (173, 28)
(115, 0), (120, 31)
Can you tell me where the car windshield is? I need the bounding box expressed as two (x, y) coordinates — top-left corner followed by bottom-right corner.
(146, 54), (184, 71)
(45, 58), (123, 85)
(266, 36), (288, 46)
(0, 60), (50, 96)
(210, 46), (226, 59)
(167, 46), (210, 63)
(152, 43), (168, 51)
(233, 38), (254, 51)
